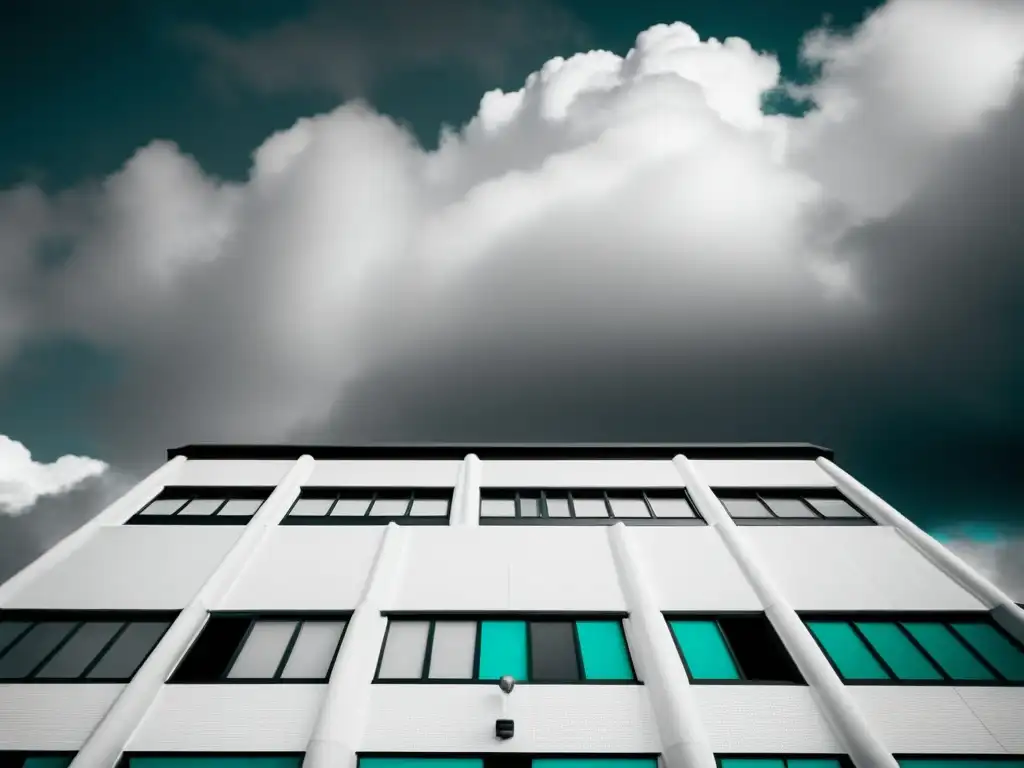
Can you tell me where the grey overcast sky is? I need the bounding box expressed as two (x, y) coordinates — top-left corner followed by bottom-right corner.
(1, 0), (1023, 594)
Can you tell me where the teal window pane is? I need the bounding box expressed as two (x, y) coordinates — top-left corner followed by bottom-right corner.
(719, 760), (785, 768)
(478, 620), (528, 680)
(899, 761), (1024, 768)
(669, 620), (740, 680)
(534, 760), (657, 768)
(856, 622), (942, 680)
(952, 622), (1024, 681)
(807, 621), (889, 680)
(361, 760), (484, 768)
(24, 758), (74, 768)
(576, 620), (634, 680)
(788, 761), (844, 768)
(131, 758), (303, 768)
(903, 623), (995, 681)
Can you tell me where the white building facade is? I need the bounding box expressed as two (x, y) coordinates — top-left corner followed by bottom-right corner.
(1, 443), (1022, 768)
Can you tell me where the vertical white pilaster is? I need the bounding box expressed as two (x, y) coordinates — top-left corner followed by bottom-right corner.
(0, 454), (187, 605)
(304, 522), (410, 768)
(674, 455), (898, 768)
(607, 524), (717, 768)
(68, 454), (316, 768)
(816, 457), (1024, 645)
(450, 453), (480, 527)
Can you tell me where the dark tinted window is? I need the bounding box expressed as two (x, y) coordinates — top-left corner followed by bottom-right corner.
(529, 621), (580, 682)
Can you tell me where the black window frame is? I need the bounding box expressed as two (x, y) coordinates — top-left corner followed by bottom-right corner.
(714, 756), (854, 767)
(479, 489), (704, 526)
(169, 611), (351, 684)
(373, 611), (639, 685)
(0, 610), (177, 683)
(127, 487), (273, 525)
(893, 758), (1024, 765)
(714, 488), (874, 525)
(665, 612), (805, 685)
(283, 488), (453, 525)
(803, 611), (1024, 686)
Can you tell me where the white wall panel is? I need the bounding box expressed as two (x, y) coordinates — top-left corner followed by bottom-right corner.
(849, 687), (1006, 753)
(363, 684), (659, 752)
(129, 684), (324, 752)
(306, 460), (462, 487)
(219, 526), (384, 610)
(392, 527), (625, 611)
(0, 684), (123, 749)
(481, 460), (683, 488)
(740, 526), (985, 611)
(692, 686), (843, 754)
(630, 528), (762, 611)
(174, 459), (295, 487)
(3, 526), (241, 610)
(956, 686), (1024, 752)
(690, 460), (835, 488)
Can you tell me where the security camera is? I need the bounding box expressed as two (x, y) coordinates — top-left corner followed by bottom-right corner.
(498, 675), (516, 694)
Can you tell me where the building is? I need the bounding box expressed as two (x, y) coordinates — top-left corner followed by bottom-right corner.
(1, 443), (1022, 768)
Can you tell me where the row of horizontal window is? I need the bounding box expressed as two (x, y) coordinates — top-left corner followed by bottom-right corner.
(128, 487), (869, 525)
(2, 610), (1022, 687)
(4, 754), (1023, 768)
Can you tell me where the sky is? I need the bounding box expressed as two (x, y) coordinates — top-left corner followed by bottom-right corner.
(0, 0), (1023, 595)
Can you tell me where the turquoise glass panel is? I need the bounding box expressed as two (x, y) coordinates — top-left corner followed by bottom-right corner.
(535, 760), (657, 768)
(952, 622), (1024, 681)
(131, 758), (302, 768)
(903, 623), (995, 681)
(669, 620), (740, 680)
(787, 761), (843, 768)
(807, 621), (889, 680)
(719, 760), (785, 768)
(478, 620), (528, 680)
(24, 758), (74, 768)
(361, 760), (483, 768)
(899, 761), (1024, 768)
(856, 622), (942, 680)
(576, 620), (634, 680)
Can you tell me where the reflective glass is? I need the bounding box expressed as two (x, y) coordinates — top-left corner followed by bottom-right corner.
(280, 621), (345, 679)
(763, 498), (817, 518)
(608, 498), (650, 518)
(903, 623), (995, 680)
(86, 621), (170, 679)
(360, 759), (482, 768)
(226, 621), (297, 679)
(576, 620), (633, 680)
(177, 499), (225, 516)
(131, 757), (304, 768)
(139, 499), (186, 516)
(0, 621), (31, 653)
(719, 760), (785, 768)
(0, 622), (76, 678)
(723, 499), (771, 518)
(952, 622), (1024, 681)
(409, 499), (448, 517)
(330, 498), (371, 516)
(806, 498), (863, 518)
(856, 622), (942, 680)
(529, 621), (580, 681)
(478, 620), (528, 680)
(670, 620), (740, 680)
(544, 496), (571, 517)
(290, 498), (334, 516)
(481, 498), (515, 517)
(369, 498), (410, 517)
(427, 621), (477, 679)
(378, 621), (429, 679)
(37, 622), (123, 679)
(648, 497), (695, 518)
(518, 495), (540, 517)
(218, 499), (263, 517)
(572, 498), (609, 517)
(807, 621), (889, 680)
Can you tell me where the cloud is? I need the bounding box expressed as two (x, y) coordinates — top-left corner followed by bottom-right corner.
(942, 533), (1024, 601)
(0, 435), (108, 514)
(0, 0), (1020, 555)
(181, 0), (585, 99)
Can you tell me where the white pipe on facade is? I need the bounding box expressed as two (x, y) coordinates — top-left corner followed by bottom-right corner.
(607, 524), (717, 768)
(459, 453), (481, 527)
(304, 522), (411, 768)
(68, 455), (316, 768)
(0, 454), (187, 606)
(816, 457), (1024, 645)
(673, 455), (898, 768)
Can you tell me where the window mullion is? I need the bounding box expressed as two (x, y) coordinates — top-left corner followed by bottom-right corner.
(754, 492), (779, 519)
(0, 621), (36, 658)
(945, 622), (1007, 681)
(472, 620), (482, 680)
(78, 621), (130, 679)
(221, 619), (257, 680)
(273, 620), (305, 680)
(849, 622), (898, 680)
(421, 620), (436, 680)
(892, 621), (951, 681)
(26, 621), (83, 679)
(571, 621), (585, 681)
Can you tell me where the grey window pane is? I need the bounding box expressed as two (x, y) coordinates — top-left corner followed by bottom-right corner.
(290, 498), (334, 517)
(723, 499), (771, 518)
(37, 622), (123, 679)
(481, 498), (515, 517)
(369, 498), (409, 517)
(280, 621), (345, 679)
(86, 622), (170, 679)
(218, 499), (263, 517)
(648, 497), (695, 518)
(763, 498), (816, 518)
(409, 499), (449, 517)
(0, 622), (76, 678)
(378, 621), (429, 679)
(330, 498), (371, 516)
(529, 622), (580, 681)
(226, 621), (298, 679)
(177, 499), (225, 516)
(608, 498), (650, 518)
(428, 622), (476, 679)
(0, 622), (31, 654)
(572, 498), (609, 517)
(807, 498), (863, 518)
(519, 495), (540, 517)
(139, 499), (186, 516)
(545, 497), (571, 517)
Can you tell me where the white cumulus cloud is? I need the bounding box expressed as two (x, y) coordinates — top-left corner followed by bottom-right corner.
(0, 435), (108, 515)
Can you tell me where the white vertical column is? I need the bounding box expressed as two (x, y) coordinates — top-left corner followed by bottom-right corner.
(304, 522), (410, 768)
(69, 454), (316, 768)
(674, 455), (898, 768)
(0, 454), (187, 605)
(450, 453), (480, 527)
(816, 457), (1024, 645)
(607, 524), (717, 768)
